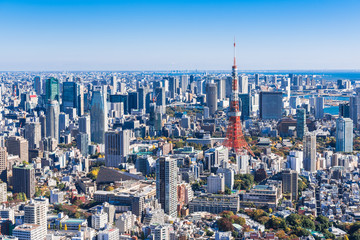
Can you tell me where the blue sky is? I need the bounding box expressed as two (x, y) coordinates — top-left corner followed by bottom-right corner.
(0, 0), (359, 71)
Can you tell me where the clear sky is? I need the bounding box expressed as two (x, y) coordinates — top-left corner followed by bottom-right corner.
(0, 0), (360, 71)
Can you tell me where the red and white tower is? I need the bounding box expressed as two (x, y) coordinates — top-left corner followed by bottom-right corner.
(223, 41), (254, 157)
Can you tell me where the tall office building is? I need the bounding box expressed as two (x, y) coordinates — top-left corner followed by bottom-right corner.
(180, 75), (188, 93)
(45, 77), (59, 101)
(282, 169), (298, 200)
(225, 77), (233, 98)
(215, 79), (226, 100)
(206, 83), (217, 116)
(34, 76), (42, 96)
(39, 112), (46, 139)
(128, 91), (139, 112)
(6, 136), (28, 163)
(90, 87), (108, 144)
(239, 94), (250, 121)
(59, 113), (69, 132)
(207, 173), (225, 194)
(339, 103), (350, 118)
(254, 73), (260, 86)
(303, 132), (316, 173)
(138, 87), (148, 112)
(0, 182), (6, 203)
(62, 81), (83, 116)
(314, 97), (324, 119)
(259, 91), (283, 120)
(0, 148), (7, 182)
(239, 75), (248, 94)
(13, 164), (35, 198)
(105, 129), (131, 167)
(156, 157), (177, 218)
(350, 88), (360, 128)
(167, 77), (178, 98)
(336, 117), (353, 153)
(111, 75), (117, 94)
(79, 115), (91, 142)
(46, 100), (60, 142)
(296, 108), (306, 139)
(155, 87), (166, 107)
(24, 198), (48, 228)
(76, 133), (89, 157)
(24, 122), (41, 150)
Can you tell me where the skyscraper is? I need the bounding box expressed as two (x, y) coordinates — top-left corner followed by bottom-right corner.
(155, 87), (166, 107)
(282, 169), (298, 200)
(24, 122), (41, 150)
(128, 91), (139, 113)
(254, 73), (260, 86)
(206, 83), (217, 116)
(296, 108), (306, 139)
(239, 94), (250, 121)
(167, 76), (178, 99)
(62, 81), (82, 114)
(111, 75), (117, 94)
(46, 100), (60, 142)
(138, 87), (148, 113)
(156, 157), (177, 218)
(215, 78), (226, 100)
(39, 112), (46, 139)
(303, 132), (316, 173)
(76, 132), (89, 157)
(336, 117), (353, 153)
(180, 75), (188, 93)
(314, 97), (324, 119)
(350, 88), (360, 128)
(90, 87), (108, 144)
(13, 164), (35, 198)
(6, 136), (28, 163)
(239, 75), (248, 94)
(259, 91), (283, 120)
(45, 77), (59, 101)
(0, 148), (7, 182)
(105, 129), (131, 167)
(34, 76), (42, 96)
(79, 115), (91, 142)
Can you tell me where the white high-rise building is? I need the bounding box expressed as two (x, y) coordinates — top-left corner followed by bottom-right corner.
(207, 173), (225, 193)
(0, 182), (7, 203)
(46, 100), (60, 142)
(24, 198), (48, 228)
(91, 210), (108, 230)
(115, 211), (136, 234)
(239, 75), (249, 94)
(105, 129), (131, 167)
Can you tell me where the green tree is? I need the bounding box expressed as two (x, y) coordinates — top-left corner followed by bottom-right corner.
(224, 187), (231, 195)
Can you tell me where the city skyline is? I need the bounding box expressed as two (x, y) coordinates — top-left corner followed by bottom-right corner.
(1, 0), (360, 71)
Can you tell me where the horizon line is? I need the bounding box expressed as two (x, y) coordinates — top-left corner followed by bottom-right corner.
(1, 69), (360, 73)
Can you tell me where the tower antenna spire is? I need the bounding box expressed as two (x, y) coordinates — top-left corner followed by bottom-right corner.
(233, 37), (236, 66)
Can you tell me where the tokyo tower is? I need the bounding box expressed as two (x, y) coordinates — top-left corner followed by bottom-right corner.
(223, 41), (254, 157)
